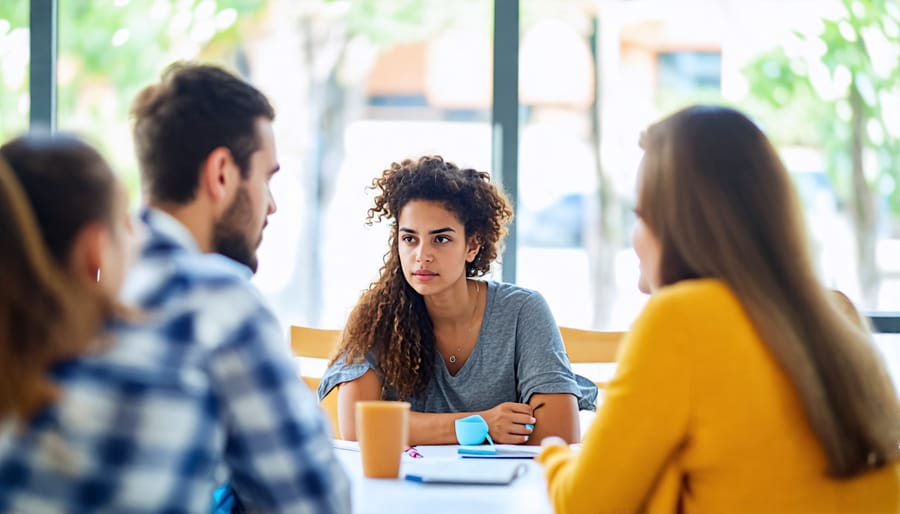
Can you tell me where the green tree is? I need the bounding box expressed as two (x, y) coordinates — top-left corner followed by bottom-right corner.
(0, 0), (267, 194)
(58, 0), (267, 194)
(743, 0), (900, 307)
(0, 2), (30, 141)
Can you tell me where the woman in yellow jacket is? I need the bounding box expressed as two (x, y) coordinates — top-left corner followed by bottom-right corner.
(537, 105), (900, 514)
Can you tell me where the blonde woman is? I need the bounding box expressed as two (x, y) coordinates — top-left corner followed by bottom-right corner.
(538, 106), (900, 513)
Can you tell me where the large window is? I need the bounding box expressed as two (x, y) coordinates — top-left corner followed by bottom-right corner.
(0, 3), (29, 141)
(50, 0), (493, 329)
(23, 0), (900, 333)
(518, 0), (900, 330)
(56, 0), (267, 194)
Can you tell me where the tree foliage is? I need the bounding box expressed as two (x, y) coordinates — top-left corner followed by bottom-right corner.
(744, 0), (900, 211)
(0, 0), (267, 195)
(743, 0), (900, 305)
(0, 3), (30, 140)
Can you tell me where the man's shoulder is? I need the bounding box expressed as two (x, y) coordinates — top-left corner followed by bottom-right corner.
(124, 252), (255, 306)
(126, 208), (256, 303)
(116, 254), (280, 358)
(168, 251), (253, 284)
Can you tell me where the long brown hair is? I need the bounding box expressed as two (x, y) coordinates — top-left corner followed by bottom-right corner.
(0, 134), (118, 420)
(334, 156), (513, 399)
(638, 105), (900, 478)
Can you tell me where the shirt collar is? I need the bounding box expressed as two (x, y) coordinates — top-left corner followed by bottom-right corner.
(139, 207), (202, 256)
(138, 207), (254, 280)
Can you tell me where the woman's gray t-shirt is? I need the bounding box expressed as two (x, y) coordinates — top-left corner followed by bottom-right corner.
(318, 281), (597, 412)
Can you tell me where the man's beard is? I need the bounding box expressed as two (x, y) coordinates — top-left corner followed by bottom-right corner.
(212, 186), (260, 273)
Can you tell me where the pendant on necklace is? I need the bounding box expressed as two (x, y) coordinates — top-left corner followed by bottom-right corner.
(449, 355), (457, 363)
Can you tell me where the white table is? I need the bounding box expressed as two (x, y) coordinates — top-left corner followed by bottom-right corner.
(326, 336), (899, 514)
(333, 444), (553, 514)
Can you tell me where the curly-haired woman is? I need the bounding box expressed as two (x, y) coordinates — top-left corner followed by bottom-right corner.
(319, 155), (597, 446)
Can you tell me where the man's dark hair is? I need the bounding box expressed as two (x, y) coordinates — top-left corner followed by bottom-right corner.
(131, 62), (275, 204)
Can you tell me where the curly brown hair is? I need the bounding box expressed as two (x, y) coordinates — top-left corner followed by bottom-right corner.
(333, 155), (513, 400)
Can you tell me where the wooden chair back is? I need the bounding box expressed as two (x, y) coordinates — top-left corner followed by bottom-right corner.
(290, 325), (342, 438)
(558, 327), (624, 388)
(291, 325), (625, 434)
(558, 326), (623, 363)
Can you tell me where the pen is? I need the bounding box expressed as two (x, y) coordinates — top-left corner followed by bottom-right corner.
(404, 446), (424, 459)
(525, 402), (546, 431)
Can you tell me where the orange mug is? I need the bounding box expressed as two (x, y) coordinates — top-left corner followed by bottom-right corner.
(356, 401), (411, 478)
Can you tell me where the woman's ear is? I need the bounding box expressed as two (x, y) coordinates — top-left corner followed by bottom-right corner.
(466, 235), (482, 263)
(67, 223), (107, 284)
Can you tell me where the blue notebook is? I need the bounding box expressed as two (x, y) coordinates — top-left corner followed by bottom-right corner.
(457, 444), (543, 459)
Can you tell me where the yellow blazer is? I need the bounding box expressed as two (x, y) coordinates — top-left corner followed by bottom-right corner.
(538, 279), (900, 514)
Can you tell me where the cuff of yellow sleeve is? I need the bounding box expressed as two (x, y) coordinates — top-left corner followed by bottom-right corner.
(536, 442), (573, 468)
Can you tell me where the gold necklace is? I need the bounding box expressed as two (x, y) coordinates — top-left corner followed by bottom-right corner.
(448, 281), (481, 364)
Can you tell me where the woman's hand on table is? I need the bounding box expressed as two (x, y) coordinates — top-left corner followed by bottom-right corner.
(480, 402), (535, 444)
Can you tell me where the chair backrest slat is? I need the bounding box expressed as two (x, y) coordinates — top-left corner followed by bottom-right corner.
(291, 326), (342, 438)
(559, 326), (623, 364)
(290, 326), (341, 360)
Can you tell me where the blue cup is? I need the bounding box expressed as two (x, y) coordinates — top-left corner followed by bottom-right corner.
(455, 414), (490, 445)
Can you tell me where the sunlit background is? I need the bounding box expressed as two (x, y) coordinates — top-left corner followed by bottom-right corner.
(3, 0), (900, 338)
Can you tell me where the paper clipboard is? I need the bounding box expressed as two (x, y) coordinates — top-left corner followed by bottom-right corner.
(403, 460), (528, 485)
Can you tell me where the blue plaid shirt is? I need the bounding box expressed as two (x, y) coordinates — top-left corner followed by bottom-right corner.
(0, 208), (350, 513)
